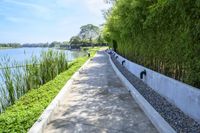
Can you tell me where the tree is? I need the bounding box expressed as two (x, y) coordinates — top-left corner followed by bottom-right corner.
(49, 41), (61, 47)
(0, 43), (21, 48)
(96, 35), (104, 44)
(78, 24), (100, 42)
(63, 41), (69, 45)
(69, 36), (81, 45)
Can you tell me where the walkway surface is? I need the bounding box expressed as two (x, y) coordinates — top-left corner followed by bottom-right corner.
(44, 51), (158, 133)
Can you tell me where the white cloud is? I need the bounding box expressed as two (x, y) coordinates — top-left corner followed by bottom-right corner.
(0, 0), (108, 43)
(2, 0), (53, 20)
(83, 0), (109, 16)
(54, 0), (74, 7)
(5, 16), (28, 23)
(4, 0), (50, 13)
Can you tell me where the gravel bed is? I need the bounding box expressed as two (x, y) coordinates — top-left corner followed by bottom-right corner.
(110, 54), (200, 133)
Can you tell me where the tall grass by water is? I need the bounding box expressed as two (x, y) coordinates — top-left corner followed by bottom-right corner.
(0, 47), (100, 132)
(0, 50), (68, 112)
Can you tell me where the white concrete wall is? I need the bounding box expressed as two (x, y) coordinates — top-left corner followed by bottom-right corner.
(112, 52), (200, 123)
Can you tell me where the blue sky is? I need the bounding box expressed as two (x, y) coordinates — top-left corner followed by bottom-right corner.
(0, 0), (109, 43)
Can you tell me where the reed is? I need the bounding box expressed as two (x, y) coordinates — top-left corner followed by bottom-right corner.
(0, 50), (68, 112)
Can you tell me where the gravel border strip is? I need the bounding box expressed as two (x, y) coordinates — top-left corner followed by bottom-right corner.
(110, 54), (200, 133)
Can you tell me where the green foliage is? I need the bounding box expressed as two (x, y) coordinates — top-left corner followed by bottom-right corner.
(0, 50), (68, 111)
(79, 24), (100, 42)
(49, 41), (62, 47)
(0, 58), (15, 105)
(0, 43), (21, 48)
(0, 47), (99, 132)
(104, 0), (200, 88)
(69, 36), (81, 45)
(69, 24), (107, 46)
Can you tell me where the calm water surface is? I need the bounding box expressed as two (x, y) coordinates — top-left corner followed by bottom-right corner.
(0, 47), (85, 95)
(0, 48), (85, 110)
(0, 48), (85, 66)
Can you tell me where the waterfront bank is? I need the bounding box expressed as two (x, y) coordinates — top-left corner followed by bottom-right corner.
(0, 47), (100, 132)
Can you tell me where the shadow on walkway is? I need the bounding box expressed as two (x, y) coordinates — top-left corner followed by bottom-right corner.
(44, 51), (158, 133)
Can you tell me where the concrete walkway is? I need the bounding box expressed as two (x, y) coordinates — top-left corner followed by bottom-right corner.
(44, 51), (158, 133)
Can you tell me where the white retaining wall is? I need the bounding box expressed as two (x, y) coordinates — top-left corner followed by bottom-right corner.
(112, 51), (200, 123)
(108, 53), (175, 133)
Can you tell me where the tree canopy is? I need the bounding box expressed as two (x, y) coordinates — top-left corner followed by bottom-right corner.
(69, 36), (81, 45)
(0, 43), (21, 48)
(69, 24), (106, 46)
(78, 24), (100, 42)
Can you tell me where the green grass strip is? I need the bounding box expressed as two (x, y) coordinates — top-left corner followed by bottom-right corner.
(0, 47), (100, 133)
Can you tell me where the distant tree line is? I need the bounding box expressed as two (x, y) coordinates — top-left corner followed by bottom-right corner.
(103, 0), (200, 88)
(0, 24), (108, 50)
(0, 42), (69, 49)
(22, 41), (69, 48)
(0, 43), (21, 48)
(22, 43), (49, 47)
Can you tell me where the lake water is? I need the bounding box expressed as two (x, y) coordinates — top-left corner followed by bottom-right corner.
(0, 48), (86, 111)
(0, 48), (85, 66)
(0, 48), (85, 85)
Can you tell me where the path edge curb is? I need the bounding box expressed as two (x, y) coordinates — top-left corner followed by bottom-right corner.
(106, 52), (176, 133)
(28, 54), (95, 133)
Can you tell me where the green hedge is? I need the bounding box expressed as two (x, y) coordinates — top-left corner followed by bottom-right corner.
(104, 0), (200, 88)
(0, 47), (99, 132)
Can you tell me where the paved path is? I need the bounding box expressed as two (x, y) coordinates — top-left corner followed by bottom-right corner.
(44, 51), (158, 133)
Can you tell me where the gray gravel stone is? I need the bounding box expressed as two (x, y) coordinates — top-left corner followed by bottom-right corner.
(111, 54), (200, 133)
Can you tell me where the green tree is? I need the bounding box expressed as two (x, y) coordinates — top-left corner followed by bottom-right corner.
(78, 24), (100, 43)
(69, 36), (81, 45)
(49, 41), (61, 47)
